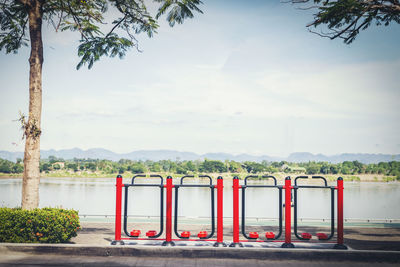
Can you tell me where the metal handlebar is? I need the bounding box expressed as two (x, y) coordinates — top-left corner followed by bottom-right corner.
(312, 176), (328, 187)
(262, 175), (277, 186)
(180, 175), (213, 185)
(131, 174), (146, 184)
(294, 175), (327, 187)
(244, 175), (277, 186)
(130, 174), (163, 185)
(294, 176), (308, 186)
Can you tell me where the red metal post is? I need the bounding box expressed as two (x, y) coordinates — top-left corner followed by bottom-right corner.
(233, 177), (239, 243)
(113, 175), (123, 244)
(214, 176), (226, 247)
(281, 177), (294, 248)
(334, 177), (347, 249)
(162, 176), (175, 246)
(229, 177), (242, 247)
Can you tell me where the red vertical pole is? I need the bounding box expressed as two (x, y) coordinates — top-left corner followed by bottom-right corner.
(113, 175), (123, 244)
(229, 177), (242, 247)
(334, 177), (347, 249)
(162, 176), (175, 246)
(214, 176), (226, 247)
(281, 177), (294, 248)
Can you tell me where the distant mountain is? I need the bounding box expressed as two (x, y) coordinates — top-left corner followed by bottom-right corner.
(0, 148), (399, 164)
(287, 152), (329, 163)
(287, 152), (400, 164)
(122, 150), (199, 161)
(0, 151), (23, 162)
(202, 153), (282, 162)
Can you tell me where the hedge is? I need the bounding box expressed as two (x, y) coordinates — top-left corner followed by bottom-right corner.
(0, 207), (80, 243)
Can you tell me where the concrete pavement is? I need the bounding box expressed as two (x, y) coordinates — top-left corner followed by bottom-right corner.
(72, 222), (400, 251)
(1, 222), (400, 266)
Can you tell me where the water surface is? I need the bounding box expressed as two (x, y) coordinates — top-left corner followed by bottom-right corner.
(1, 177), (399, 220)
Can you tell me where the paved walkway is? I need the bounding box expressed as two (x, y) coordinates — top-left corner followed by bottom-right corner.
(1, 222), (400, 266)
(72, 222), (400, 251)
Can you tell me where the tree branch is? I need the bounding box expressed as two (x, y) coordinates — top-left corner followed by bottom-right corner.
(290, 0), (400, 44)
(105, 15), (127, 38)
(66, 0), (88, 40)
(331, 13), (365, 39)
(16, 17), (28, 46)
(55, 7), (64, 32)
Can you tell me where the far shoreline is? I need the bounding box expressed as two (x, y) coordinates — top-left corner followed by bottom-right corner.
(0, 172), (398, 183)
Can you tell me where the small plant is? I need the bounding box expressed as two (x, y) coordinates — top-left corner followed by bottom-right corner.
(344, 176), (361, 182)
(383, 176), (395, 182)
(17, 112), (41, 141)
(0, 207), (80, 243)
(327, 176), (336, 182)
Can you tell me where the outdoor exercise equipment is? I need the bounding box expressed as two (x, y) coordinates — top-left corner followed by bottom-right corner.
(230, 177), (243, 247)
(162, 175), (175, 246)
(335, 177), (346, 249)
(124, 174), (164, 239)
(214, 176), (226, 247)
(111, 174), (346, 249)
(281, 177), (295, 248)
(291, 175), (347, 249)
(293, 176), (334, 241)
(111, 174), (165, 245)
(241, 175), (282, 241)
(231, 175), (285, 247)
(230, 176), (288, 247)
(174, 175), (215, 240)
(112, 175), (124, 245)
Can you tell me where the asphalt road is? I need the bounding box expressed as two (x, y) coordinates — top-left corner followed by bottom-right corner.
(1, 252), (399, 267)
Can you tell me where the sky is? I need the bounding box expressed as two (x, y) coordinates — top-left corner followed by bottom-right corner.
(0, 0), (400, 157)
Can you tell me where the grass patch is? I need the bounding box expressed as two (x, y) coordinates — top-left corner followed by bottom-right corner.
(383, 176), (396, 182)
(344, 176), (361, 182)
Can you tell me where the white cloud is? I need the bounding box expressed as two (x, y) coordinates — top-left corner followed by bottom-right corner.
(1, 1), (399, 156)
(255, 59), (400, 119)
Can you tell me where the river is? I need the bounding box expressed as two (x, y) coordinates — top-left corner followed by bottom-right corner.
(1, 177), (399, 221)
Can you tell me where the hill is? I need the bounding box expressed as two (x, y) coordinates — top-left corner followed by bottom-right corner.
(1, 148), (399, 163)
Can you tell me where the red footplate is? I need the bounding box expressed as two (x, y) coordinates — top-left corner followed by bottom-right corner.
(130, 230), (141, 237)
(198, 231), (208, 239)
(316, 233), (328, 240)
(249, 232), (259, 239)
(146, 230), (157, 237)
(265, 232), (275, 239)
(181, 231), (191, 238)
(301, 233), (312, 240)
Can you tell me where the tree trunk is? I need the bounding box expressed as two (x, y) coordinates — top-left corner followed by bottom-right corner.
(22, 0), (43, 210)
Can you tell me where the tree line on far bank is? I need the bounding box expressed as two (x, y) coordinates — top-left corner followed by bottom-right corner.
(1, 157), (400, 180)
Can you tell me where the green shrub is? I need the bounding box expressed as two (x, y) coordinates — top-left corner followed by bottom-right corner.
(344, 176), (360, 182)
(383, 176), (395, 182)
(0, 207), (80, 243)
